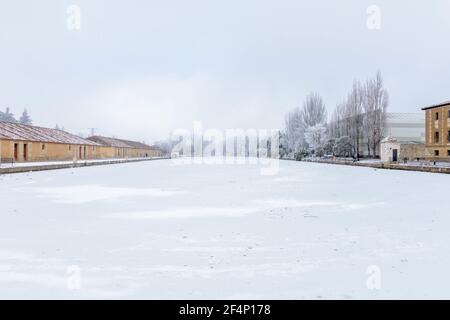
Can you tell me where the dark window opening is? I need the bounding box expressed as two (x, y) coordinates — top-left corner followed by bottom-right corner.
(42, 143), (45, 150)
(436, 112), (439, 120)
(435, 132), (440, 143)
(435, 150), (440, 156)
(13, 143), (18, 161)
(23, 144), (28, 161)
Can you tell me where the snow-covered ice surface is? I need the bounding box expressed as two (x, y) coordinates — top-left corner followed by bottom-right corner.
(0, 159), (449, 299)
(0, 157), (160, 168)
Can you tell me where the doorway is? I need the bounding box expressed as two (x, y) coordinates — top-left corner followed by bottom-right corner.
(23, 144), (28, 161)
(14, 143), (18, 161)
(392, 149), (398, 162)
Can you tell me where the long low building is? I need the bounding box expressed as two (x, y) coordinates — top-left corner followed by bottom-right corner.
(0, 122), (101, 162)
(0, 122), (163, 163)
(86, 136), (163, 158)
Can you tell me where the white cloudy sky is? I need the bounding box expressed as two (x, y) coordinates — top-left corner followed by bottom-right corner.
(1, 0), (450, 142)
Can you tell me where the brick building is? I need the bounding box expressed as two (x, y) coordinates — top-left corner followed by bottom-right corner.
(87, 136), (163, 158)
(0, 122), (100, 162)
(0, 122), (164, 163)
(422, 101), (450, 160)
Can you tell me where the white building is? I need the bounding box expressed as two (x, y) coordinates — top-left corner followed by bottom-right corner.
(383, 113), (425, 143)
(359, 113), (425, 157)
(380, 136), (425, 163)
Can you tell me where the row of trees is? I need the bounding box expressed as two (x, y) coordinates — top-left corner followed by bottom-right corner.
(329, 72), (388, 159)
(0, 108), (33, 125)
(281, 72), (388, 160)
(282, 93), (328, 157)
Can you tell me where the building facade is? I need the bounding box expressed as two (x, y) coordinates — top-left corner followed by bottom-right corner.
(380, 137), (425, 163)
(360, 113), (425, 157)
(0, 122), (100, 163)
(422, 101), (450, 160)
(0, 122), (164, 163)
(384, 113), (425, 143)
(87, 136), (164, 158)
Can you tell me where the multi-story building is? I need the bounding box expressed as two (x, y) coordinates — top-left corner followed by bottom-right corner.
(422, 101), (450, 160)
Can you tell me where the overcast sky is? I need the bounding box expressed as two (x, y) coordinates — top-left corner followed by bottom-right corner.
(1, 0), (450, 142)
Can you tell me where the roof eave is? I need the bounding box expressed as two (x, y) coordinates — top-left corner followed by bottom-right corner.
(422, 102), (450, 111)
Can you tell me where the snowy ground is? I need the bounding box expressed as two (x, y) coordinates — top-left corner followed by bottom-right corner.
(0, 158), (449, 299)
(0, 157), (162, 168)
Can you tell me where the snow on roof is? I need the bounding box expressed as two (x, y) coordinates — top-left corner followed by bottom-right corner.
(0, 121), (99, 146)
(87, 136), (153, 149)
(385, 113), (424, 124)
(421, 101), (450, 111)
(381, 136), (423, 145)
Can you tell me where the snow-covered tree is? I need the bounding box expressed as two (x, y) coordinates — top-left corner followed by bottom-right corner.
(333, 136), (354, 158)
(301, 93), (327, 127)
(19, 109), (32, 125)
(363, 71), (388, 157)
(283, 93), (327, 158)
(322, 138), (336, 156)
(0, 108), (17, 122)
(329, 72), (388, 159)
(304, 124), (328, 155)
(283, 107), (305, 156)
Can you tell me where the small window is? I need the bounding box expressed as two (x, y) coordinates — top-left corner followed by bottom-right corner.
(436, 112), (439, 120)
(435, 132), (440, 143)
(448, 131), (450, 143)
(435, 150), (440, 156)
(69, 145), (72, 151)
(448, 150), (450, 157)
(42, 143), (46, 150)
(448, 110), (450, 118)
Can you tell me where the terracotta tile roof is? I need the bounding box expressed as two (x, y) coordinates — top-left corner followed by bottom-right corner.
(0, 121), (100, 146)
(87, 136), (153, 149)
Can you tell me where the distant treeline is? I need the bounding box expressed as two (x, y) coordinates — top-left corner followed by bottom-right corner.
(0, 108), (32, 125)
(280, 71), (389, 160)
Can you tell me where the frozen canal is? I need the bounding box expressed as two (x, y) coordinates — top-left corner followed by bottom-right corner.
(0, 159), (449, 299)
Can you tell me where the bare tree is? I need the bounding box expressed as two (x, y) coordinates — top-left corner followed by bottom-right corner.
(328, 72), (389, 159)
(301, 92), (327, 127)
(283, 93), (327, 157)
(346, 80), (364, 160)
(364, 71), (388, 157)
(329, 101), (349, 139)
(283, 107), (305, 156)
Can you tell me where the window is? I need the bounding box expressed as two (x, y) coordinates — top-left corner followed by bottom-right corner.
(69, 145), (71, 151)
(448, 110), (450, 118)
(436, 112), (439, 120)
(448, 131), (450, 143)
(42, 143), (45, 150)
(435, 150), (440, 156)
(435, 132), (440, 143)
(448, 150), (450, 157)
